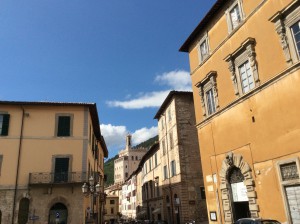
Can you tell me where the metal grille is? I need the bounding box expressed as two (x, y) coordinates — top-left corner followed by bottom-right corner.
(280, 162), (299, 181)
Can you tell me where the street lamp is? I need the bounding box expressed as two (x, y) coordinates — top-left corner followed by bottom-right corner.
(82, 176), (101, 195)
(82, 175), (102, 223)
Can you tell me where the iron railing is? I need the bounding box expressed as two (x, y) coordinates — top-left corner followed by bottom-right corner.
(29, 172), (99, 185)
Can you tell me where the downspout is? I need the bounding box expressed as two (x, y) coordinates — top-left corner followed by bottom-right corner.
(12, 106), (25, 224)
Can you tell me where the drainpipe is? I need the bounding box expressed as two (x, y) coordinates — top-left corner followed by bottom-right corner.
(12, 106), (25, 224)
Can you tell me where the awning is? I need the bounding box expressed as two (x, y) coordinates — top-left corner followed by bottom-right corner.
(136, 210), (146, 217)
(152, 208), (161, 214)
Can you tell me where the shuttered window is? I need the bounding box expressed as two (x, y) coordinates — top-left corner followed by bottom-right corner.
(57, 116), (71, 137)
(0, 114), (10, 136)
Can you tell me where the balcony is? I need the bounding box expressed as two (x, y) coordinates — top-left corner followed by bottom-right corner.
(29, 172), (92, 185)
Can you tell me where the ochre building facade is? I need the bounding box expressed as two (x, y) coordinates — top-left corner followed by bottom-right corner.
(0, 101), (108, 224)
(180, 0), (300, 223)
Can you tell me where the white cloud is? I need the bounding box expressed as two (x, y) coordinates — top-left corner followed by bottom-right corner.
(132, 126), (158, 146)
(100, 124), (158, 157)
(100, 124), (128, 149)
(106, 70), (191, 109)
(154, 70), (191, 91)
(107, 90), (170, 109)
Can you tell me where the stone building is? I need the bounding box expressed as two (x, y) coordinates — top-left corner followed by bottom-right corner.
(138, 142), (165, 222)
(0, 101), (108, 224)
(154, 91), (208, 224)
(114, 135), (147, 185)
(120, 175), (137, 220)
(104, 184), (121, 224)
(180, 0), (300, 223)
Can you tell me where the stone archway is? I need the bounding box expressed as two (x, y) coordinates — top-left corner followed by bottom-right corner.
(219, 152), (259, 224)
(47, 197), (70, 224)
(18, 198), (30, 224)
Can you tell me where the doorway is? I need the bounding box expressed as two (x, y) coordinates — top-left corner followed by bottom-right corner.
(18, 198), (30, 224)
(228, 166), (250, 221)
(48, 203), (68, 224)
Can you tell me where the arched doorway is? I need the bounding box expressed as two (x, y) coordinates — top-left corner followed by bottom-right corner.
(48, 203), (68, 224)
(18, 198), (30, 224)
(219, 152), (259, 223)
(227, 166), (250, 221)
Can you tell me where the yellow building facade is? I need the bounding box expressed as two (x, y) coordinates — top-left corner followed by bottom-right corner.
(0, 101), (108, 224)
(180, 0), (300, 223)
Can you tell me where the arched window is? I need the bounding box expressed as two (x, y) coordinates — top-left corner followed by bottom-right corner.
(18, 198), (30, 224)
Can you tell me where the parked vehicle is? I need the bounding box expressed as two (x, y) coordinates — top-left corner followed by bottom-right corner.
(153, 221), (168, 224)
(235, 218), (281, 224)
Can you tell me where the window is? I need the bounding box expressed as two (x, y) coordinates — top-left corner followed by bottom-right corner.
(0, 155), (3, 176)
(163, 165), (168, 180)
(154, 153), (158, 167)
(225, 38), (259, 96)
(125, 172), (128, 178)
(198, 33), (210, 63)
(169, 132), (174, 149)
(226, 0), (244, 33)
(0, 114), (10, 136)
(110, 200), (115, 204)
(270, 1), (300, 64)
(56, 114), (73, 137)
(291, 21), (300, 58)
(162, 139), (166, 155)
(111, 208), (114, 214)
(149, 159), (152, 171)
(196, 71), (219, 118)
(200, 187), (206, 199)
(205, 89), (216, 115)
(238, 61), (255, 94)
(171, 160), (176, 177)
(280, 162), (299, 181)
(168, 109), (172, 122)
(161, 119), (164, 130)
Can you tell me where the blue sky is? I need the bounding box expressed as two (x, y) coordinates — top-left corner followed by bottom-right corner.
(0, 0), (215, 158)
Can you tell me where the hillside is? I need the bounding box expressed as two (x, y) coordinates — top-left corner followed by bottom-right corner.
(104, 135), (158, 186)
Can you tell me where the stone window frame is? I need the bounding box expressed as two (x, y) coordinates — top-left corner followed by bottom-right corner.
(54, 113), (74, 137)
(275, 157), (300, 224)
(270, 0), (300, 65)
(225, 0), (245, 33)
(225, 38), (260, 97)
(197, 32), (210, 64)
(195, 71), (219, 118)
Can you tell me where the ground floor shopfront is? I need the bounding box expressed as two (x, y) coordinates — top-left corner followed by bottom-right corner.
(0, 185), (100, 224)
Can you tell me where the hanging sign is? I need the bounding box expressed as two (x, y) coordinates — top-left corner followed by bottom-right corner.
(231, 182), (248, 202)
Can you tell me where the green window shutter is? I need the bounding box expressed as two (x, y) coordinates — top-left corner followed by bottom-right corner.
(1, 114), (10, 136)
(57, 116), (71, 137)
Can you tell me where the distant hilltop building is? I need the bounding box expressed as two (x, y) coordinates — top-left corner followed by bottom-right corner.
(114, 134), (147, 185)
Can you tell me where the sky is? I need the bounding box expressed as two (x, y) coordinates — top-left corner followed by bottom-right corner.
(0, 0), (216, 158)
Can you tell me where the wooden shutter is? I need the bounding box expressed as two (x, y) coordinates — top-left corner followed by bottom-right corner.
(1, 114), (10, 136)
(57, 116), (70, 136)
